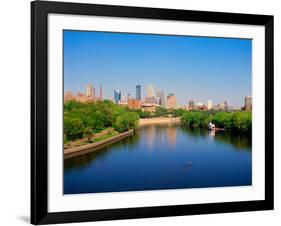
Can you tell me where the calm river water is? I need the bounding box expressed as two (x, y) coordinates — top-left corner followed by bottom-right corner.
(64, 125), (252, 194)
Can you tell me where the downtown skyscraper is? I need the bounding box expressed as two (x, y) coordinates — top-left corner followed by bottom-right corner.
(136, 85), (141, 100)
(114, 89), (121, 104)
(147, 85), (154, 97)
(167, 93), (176, 109)
(245, 96), (252, 111)
(157, 90), (165, 106)
(86, 84), (95, 98)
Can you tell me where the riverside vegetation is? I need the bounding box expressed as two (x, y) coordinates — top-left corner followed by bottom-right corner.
(181, 111), (252, 134)
(64, 100), (139, 146)
(64, 100), (251, 147)
(133, 106), (251, 134)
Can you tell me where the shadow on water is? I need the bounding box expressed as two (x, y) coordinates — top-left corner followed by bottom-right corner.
(64, 132), (140, 170)
(181, 126), (209, 138)
(181, 126), (251, 151)
(214, 131), (251, 151)
(64, 124), (252, 194)
(65, 125), (251, 171)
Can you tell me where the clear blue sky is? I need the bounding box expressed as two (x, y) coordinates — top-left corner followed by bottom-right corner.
(64, 30), (252, 107)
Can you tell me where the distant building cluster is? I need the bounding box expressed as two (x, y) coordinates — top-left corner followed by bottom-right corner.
(187, 99), (231, 111)
(64, 83), (252, 112)
(186, 97), (252, 112)
(113, 84), (178, 112)
(64, 84), (103, 103)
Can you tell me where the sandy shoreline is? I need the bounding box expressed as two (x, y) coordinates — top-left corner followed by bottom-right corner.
(138, 117), (181, 127)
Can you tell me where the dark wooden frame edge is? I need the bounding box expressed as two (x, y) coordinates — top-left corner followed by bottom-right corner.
(31, 1), (274, 224)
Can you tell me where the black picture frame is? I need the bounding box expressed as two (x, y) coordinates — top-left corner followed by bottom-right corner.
(31, 0), (274, 224)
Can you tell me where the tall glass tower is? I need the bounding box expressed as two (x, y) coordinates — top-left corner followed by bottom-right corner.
(114, 89), (121, 104)
(136, 85), (141, 100)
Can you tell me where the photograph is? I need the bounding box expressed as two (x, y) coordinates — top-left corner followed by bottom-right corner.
(30, 1), (274, 224)
(63, 30), (253, 195)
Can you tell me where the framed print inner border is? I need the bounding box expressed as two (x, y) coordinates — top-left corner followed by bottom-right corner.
(49, 13), (265, 213)
(31, 1), (274, 224)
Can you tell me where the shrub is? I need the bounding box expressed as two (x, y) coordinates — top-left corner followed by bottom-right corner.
(64, 101), (141, 141)
(181, 110), (251, 134)
(181, 111), (210, 128)
(212, 112), (234, 130)
(64, 117), (85, 140)
(84, 127), (94, 141)
(113, 112), (139, 132)
(232, 111), (252, 133)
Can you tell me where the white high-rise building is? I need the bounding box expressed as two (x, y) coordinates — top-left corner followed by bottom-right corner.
(86, 84), (94, 97)
(147, 85), (154, 97)
(207, 99), (213, 110)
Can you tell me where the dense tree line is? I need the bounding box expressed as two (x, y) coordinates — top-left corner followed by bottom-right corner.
(64, 100), (139, 141)
(181, 111), (252, 134)
(64, 101), (251, 143)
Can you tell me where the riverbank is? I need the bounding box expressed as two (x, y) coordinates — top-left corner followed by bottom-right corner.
(181, 111), (251, 134)
(64, 128), (115, 149)
(138, 117), (226, 132)
(139, 117), (181, 127)
(64, 130), (134, 159)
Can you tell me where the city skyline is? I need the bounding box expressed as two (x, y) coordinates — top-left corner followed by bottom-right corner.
(64, 30), (252, 107)
(65, 83), (251, 110)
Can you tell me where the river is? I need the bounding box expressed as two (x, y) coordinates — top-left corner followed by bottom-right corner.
(64, 124), (252, 194)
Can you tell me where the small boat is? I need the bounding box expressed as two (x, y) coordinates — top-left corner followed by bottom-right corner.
(208, 122), (216, 130)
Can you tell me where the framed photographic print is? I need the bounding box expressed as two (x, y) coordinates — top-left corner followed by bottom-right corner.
(31, 0), (274, 224)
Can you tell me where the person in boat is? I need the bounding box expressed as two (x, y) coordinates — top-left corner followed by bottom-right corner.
(208, 122), (215, 130)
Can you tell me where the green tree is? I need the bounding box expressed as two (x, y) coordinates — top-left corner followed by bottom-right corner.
(113, 112), (139, 132)
(84, 127), (94, 142)
(181, 110), (252, 134)
(64, 117), (85, 140)
(212, 112), (234, 130)
(170, 108), (185, 117)
(154, 107), (168, 117)
(232, 111), (252, 133)
(181, 111), (209, 127)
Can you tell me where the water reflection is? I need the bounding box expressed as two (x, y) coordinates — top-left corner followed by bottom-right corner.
(215, 132), (252, 151)
(146, 125), (156, 150)
(64, 132), (140, 170)
(167, 126), (177, 146)
(180, 126), (209, 138)
(65, 125), (251, 170)
(180, 126), (251, 151)
(64, 125), (252, 194)
(209, 129), (216, 137)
